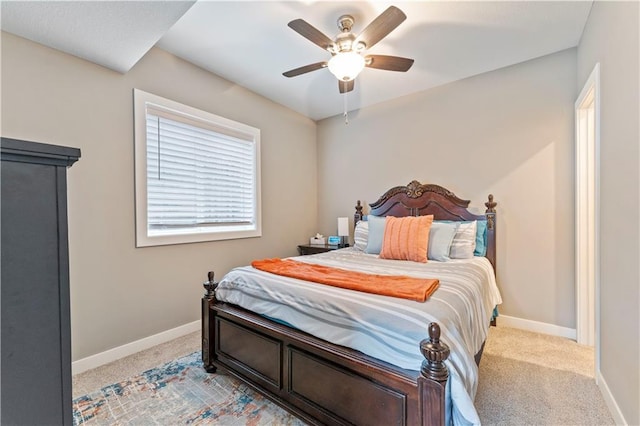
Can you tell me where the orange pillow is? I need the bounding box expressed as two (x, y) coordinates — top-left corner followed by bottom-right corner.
(380, 215), (434, 263)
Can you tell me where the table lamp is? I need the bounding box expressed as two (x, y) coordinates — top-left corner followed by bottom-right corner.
(337, 217), (349, 248)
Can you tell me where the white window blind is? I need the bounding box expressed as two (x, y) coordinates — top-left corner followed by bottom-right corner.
(134, 89), (261, 247)
(146, 112), (255, 228)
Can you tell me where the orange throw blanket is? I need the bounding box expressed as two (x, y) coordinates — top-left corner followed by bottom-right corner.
(251, 258), (439, 302)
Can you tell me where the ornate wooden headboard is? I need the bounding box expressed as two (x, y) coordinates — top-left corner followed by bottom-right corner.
(354, 180), (497, 271)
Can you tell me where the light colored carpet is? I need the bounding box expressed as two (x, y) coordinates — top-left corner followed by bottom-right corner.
(477, 326), (613, 425)
(73, 326), (614, 425)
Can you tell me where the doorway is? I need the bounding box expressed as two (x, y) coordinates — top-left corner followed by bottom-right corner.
(575, 63), (600, 369)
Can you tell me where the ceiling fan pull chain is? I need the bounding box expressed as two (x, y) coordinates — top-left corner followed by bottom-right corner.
(343, 81), (349, 125)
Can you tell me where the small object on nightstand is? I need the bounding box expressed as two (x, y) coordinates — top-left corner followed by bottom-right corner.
(309, 233), (325, 245)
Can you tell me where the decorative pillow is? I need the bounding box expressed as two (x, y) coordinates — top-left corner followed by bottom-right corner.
(379, 215), (433, 263)
(449, 220), (477, 259)
(353, 220), (369, 251)
(436, 219), (488, 257)
(427, 221), (459, 262)
(364, 215), (386, 254)
(474, 220), (488, 256)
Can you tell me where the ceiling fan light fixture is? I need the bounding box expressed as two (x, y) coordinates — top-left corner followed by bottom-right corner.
(327, 51), (365, 81)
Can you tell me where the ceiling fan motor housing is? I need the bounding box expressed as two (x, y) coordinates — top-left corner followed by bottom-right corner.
(334, 32), (357, 53)
(334, 15), (365, 53)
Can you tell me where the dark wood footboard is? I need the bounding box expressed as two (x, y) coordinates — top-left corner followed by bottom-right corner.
(201, 273), (450, 426)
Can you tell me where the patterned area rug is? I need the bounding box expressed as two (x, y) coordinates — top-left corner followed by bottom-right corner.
(73, 352), (306, 425)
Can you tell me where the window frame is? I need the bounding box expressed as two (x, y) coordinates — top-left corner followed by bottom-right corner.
(133, 89), (261, 247)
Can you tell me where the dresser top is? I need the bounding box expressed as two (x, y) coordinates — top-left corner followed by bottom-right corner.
(1, 137), (80, 167)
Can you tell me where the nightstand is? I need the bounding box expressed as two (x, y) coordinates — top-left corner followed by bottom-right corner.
(297, 244), (346, 255)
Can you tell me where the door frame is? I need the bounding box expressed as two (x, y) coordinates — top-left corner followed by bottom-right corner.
(575, 63), (600, 373)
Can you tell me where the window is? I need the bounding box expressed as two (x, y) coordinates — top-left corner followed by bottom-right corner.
(134, 89), (261, 247)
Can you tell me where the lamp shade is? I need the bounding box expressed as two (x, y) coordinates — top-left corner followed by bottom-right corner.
(328, 52), (365, 81)
(337, 217), (349, 237)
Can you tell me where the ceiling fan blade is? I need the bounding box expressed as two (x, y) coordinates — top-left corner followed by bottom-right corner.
(355, 6), (406, 50)
(338, 79), (355, 94)
(288, 19), (335, 51)
(283, 62), (327, 78)
(365, 55), (414, 72)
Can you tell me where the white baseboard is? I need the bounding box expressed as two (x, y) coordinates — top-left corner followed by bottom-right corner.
(597, 369), (627, 425)
(72, 320), (200, 375)
(497, 315), (577, 340)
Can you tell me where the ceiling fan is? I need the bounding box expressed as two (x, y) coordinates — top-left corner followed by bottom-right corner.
(282, 6), (414, 94)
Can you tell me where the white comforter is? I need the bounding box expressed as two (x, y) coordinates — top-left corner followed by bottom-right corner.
(216, 248), (502, 425)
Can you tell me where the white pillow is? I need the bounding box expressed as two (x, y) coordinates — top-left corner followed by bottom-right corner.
(449, 220), (477, 259)
(353, 220), (369, 251)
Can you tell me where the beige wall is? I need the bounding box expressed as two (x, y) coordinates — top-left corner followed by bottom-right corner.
(317, 49), (577, 329)
(1, 32), (318, 360)
(577, 2), (640, 424)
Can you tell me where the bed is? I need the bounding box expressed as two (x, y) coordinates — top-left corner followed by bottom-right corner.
(201, 180), (500, 425)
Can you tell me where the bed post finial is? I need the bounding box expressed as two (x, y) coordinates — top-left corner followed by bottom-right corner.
(420, 322), (450, 382)
(485, 194), (496, 212)
(354, 200), (363, 224)
(203, 271), (217, 299)
(485, 194), (497, 230)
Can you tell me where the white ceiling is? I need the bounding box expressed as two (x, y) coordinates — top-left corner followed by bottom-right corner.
(0, 1), (196, 73)
(1, 1), (593, 121)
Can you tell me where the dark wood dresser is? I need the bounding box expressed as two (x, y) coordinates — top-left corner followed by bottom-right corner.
(1, 137), (80, 425)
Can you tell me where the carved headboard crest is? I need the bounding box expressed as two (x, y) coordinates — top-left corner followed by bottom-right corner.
(370, 180), (470, 210)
